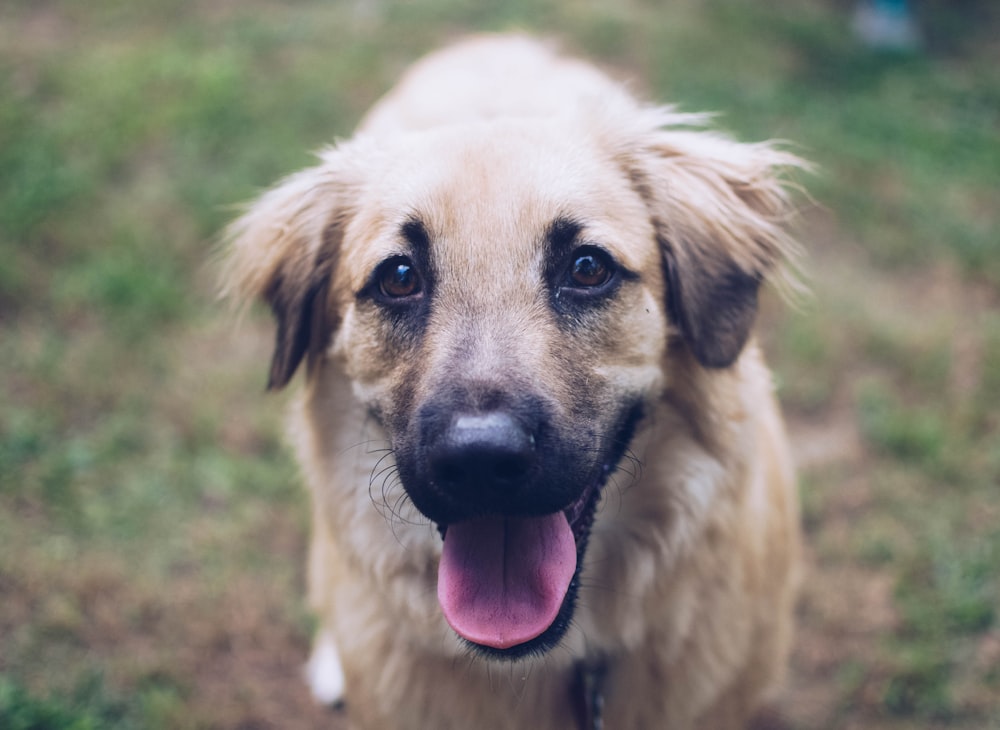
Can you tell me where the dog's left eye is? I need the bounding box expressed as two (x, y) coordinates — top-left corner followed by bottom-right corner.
(567, 247), (614, 289)
(377, 257), (422, 299)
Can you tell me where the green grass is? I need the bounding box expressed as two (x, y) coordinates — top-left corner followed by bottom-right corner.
(1, 0), (999, 727)
(0, 677), (105, 730)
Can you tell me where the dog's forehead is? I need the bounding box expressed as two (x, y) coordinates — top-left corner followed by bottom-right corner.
(343, 121), (656, 285)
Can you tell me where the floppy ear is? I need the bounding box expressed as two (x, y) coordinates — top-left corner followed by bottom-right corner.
(220, 149), (352, 389)
(626, 118), (804, 368)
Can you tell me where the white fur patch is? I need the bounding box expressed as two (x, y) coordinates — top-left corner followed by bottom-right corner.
(305, 630), (346, 706)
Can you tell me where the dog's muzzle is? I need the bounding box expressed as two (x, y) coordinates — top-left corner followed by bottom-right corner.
(423, 410), (574, 650)
(392, 390), (634, 658)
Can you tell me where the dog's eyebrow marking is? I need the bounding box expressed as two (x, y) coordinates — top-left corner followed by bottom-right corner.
(546, 217), (583, 261)
(401, 217), (431, 255)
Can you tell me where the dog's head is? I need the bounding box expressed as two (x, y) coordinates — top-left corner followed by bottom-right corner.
(223, 108), (801, 659)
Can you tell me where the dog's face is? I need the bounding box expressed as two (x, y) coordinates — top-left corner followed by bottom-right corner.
(333, 124), (667, 656)
(224, 110), (797, 659)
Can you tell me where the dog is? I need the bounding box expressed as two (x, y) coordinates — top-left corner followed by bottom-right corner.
(222, 35), (803, 730)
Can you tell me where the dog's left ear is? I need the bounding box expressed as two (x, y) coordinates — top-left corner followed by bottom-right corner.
(220, 148), (355, 389)
(625, 120), (804, 368)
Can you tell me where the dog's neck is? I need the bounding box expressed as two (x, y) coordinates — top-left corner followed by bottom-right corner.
(572, 659), (608, 730)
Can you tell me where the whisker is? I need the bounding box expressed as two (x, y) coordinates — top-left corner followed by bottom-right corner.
(337, 438), (392, 458)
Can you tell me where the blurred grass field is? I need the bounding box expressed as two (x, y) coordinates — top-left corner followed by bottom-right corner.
(1, 0), (998, 728)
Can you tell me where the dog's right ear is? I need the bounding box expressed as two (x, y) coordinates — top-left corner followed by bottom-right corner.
(220, 151), (353, 390)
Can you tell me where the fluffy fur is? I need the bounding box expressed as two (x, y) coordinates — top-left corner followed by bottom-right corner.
(223, 35), (804, 729)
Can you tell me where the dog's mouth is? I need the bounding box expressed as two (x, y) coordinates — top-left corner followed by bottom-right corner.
(436, 470), (605, 659)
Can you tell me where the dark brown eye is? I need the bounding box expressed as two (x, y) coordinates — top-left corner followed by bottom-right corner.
(378, 257), (421, 298)
(569, 249), (613, 288)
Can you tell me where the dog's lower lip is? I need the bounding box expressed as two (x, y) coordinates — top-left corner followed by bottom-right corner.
(564, 483), (599, 533)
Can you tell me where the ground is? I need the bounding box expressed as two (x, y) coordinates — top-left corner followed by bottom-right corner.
(1, 1), (998, 728)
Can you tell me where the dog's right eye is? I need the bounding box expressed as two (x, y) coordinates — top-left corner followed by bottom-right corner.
(376, 257), (422, 299)
(559, 246), (617, 295)
(569, 249), (613, 288)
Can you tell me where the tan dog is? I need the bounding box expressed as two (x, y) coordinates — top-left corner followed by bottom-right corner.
(223, 35), (803, 730)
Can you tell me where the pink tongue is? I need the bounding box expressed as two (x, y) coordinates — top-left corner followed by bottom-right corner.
(437, 513), (577, 649)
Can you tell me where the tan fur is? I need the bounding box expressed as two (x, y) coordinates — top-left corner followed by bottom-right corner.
(223, 35), (803, 729)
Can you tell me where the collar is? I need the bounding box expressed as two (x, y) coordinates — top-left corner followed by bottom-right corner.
(572, 658), (608, 730)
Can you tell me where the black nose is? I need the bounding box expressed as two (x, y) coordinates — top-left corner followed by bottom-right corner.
(428, 412), (536, 496)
